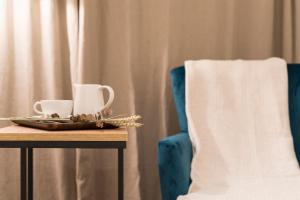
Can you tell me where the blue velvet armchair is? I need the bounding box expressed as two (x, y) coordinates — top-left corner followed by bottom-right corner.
(158, 64), (300, 200)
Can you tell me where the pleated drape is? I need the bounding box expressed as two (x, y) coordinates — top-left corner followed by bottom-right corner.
(0, 0), (77, 199)
(0, 0), (299, 199)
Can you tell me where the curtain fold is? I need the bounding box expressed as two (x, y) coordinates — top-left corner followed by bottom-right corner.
(0, 0), (77, 200)
(0, 0), (299, 199)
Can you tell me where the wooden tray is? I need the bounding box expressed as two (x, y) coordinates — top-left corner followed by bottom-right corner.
(12, 120), (118, 131)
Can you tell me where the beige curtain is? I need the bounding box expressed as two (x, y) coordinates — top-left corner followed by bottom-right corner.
(0, 0), (299, 199)
(0, 0), (77, 199)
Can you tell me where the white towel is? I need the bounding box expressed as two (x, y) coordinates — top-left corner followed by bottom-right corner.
(178, 58), (300, 200)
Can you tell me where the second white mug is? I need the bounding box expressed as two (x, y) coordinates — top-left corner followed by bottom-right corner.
(73, 84), (115, 115)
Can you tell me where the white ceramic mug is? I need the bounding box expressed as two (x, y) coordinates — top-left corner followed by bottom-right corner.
(73, 84), (114, 115)
(33, 100), (73, 118)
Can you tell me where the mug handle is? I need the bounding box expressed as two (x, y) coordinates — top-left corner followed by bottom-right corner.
(98, 85), (115, 112)
(33, 101), (43, 115)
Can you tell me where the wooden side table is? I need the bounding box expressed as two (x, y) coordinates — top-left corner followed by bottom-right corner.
(0, 125), (128, 200)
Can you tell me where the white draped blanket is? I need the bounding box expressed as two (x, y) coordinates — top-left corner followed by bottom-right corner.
(179, 58), (300, 200)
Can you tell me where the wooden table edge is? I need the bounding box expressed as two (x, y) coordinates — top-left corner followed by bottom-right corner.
(0, 125), (128, 142)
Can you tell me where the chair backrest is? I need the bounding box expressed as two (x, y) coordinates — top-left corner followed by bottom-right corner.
(170, 64), (300, 163)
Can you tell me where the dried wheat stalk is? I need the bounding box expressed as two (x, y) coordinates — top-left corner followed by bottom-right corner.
(71, 114), (142, 128)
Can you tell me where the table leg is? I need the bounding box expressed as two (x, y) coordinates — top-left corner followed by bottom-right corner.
(118, 148), (124, 200)
(27, 148), (33, 200)
(20, 148), (27, 200)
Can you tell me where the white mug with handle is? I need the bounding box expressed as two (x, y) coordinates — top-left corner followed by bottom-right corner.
(33, 100), (73, 118)
(73, 84), (114, 115)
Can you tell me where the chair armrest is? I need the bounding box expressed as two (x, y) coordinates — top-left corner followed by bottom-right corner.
(158, 132), (193, 200)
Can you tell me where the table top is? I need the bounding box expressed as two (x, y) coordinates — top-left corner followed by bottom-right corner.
(0, 125), (128, 142)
